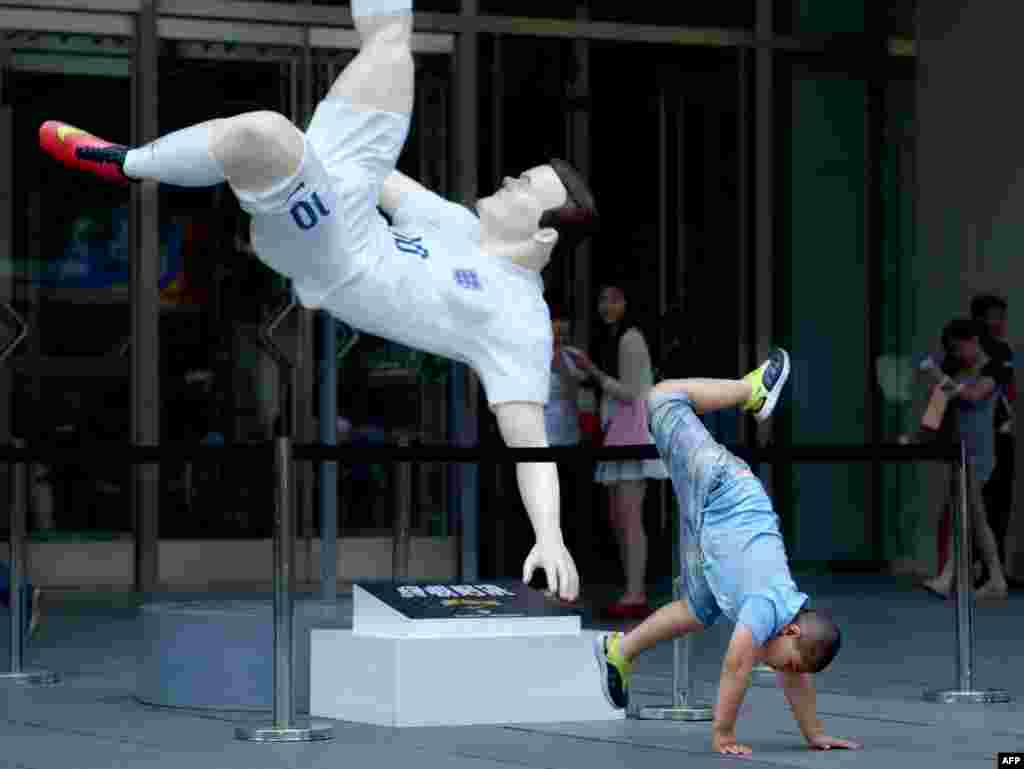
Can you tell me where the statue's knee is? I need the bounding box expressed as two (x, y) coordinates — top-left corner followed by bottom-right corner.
(210, 110), (303, 183)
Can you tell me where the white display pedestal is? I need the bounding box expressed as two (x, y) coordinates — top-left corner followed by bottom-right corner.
(310, 581), (623, 727)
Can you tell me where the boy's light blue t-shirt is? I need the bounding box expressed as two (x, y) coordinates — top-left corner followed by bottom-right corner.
(700, 478), (808, 646)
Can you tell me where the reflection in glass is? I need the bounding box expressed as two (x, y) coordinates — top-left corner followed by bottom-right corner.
(155, 53), (293, 539)
(9, 70), (132, 538)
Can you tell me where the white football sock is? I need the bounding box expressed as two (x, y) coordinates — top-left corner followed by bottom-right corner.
(123, 122), (226, 187)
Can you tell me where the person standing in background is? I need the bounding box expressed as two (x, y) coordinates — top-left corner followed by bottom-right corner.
(970, 294), (1015, 583)
(544, 309), (586, 447)
(922, 318), (1008, 601)
(568, 285), (667, 618)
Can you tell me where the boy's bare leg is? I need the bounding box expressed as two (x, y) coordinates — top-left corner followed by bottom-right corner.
(327, 0), (414, 115)
(620, 598), (705, 662)
(650, 378), (754, 416)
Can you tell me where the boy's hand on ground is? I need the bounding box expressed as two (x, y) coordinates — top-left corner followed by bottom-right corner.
(807, 735), (861, 751)
(712, 730), (753, 757)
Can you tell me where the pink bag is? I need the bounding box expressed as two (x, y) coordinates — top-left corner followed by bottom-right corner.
(602, 398), (654, 447)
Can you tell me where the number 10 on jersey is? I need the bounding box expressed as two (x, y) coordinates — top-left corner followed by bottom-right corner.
(290, 192), (331, 231)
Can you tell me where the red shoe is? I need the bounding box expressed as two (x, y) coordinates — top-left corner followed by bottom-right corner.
(39, 120), (133, 185)
(603, 600), (652, 620)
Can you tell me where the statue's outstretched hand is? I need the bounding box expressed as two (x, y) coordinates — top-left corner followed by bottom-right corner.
(522, 539), (579, 602)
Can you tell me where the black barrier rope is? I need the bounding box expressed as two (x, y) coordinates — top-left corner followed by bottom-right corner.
(289, 441), (960, 465)
(0, 443), (271, 464)
(0, 441), (961, 465)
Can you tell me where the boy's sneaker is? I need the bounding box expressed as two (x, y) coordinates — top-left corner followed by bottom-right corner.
(593, 632), (631, 709)
(742, 348), (790, 422)
(39, 120), (133, 185)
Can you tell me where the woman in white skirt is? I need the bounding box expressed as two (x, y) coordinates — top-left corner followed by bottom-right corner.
(567, 285), (667, 618)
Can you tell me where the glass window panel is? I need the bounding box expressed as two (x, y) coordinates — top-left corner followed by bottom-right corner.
(778, 65), (871, 562)
(157, 51), (294, 538)
(588, 42), (740, 371)
(8, 68), (133, 537)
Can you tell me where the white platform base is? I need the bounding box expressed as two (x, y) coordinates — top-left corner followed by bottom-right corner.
(310, 629), (624, 727)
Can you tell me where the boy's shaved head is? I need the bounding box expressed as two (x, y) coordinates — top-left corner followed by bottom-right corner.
(795, 608), (841, 673)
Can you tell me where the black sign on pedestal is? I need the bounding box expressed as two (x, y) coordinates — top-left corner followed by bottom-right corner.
(357, 579), (582, 621)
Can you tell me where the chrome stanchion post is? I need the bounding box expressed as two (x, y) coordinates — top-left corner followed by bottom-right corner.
(630, 581), (712, 720)
(924, 441), (1010, 704)
(0, 303), (58, 687)
(392, 433), (412, 580)
(957, 442), (974, 694)
(237, 295), (332, 742)
(1, 457), (59, 686)
(274, 434), (297, 728)
(7, 457), (24, 673)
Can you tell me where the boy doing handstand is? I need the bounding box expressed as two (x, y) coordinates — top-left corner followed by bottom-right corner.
(591, 349), (861, 756)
